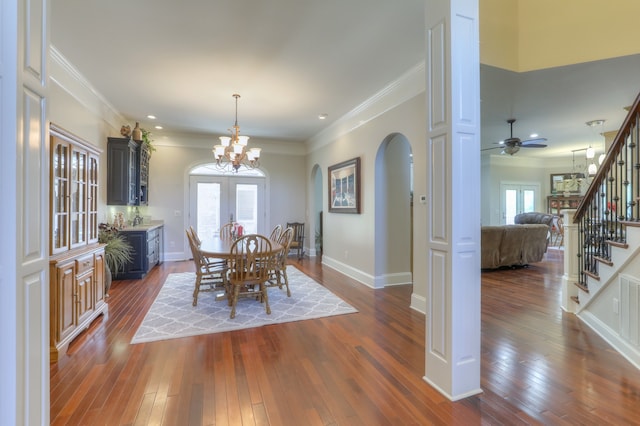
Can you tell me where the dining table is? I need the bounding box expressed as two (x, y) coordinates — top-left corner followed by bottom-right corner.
(199, 235), (283, 259)
(199, 235), (284, 301)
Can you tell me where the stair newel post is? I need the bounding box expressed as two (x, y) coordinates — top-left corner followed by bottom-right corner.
(561, 209), (580, 312)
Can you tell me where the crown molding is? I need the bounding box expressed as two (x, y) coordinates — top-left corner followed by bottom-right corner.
(49, 46), (124, 126)
(306, 61), (426, 152)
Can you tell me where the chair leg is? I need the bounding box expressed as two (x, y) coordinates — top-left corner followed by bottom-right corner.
(282, 269), (290, 297)
(262, 284), (271, 315)
(230, 284), (240, 319)
(193, 276), (200, 306)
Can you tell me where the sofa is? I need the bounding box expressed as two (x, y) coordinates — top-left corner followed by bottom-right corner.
(481, 224), (550, 269)
(513, 212), (554, 228)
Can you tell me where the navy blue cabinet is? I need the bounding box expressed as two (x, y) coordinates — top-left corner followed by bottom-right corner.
(107, 137), (149, 206)
(114, 224), (163, 279)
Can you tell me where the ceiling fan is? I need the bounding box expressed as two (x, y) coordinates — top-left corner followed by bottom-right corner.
(482, 118), (548, 155)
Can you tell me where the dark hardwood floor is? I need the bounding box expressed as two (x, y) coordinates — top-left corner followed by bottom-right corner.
(50, 249), (640, 425)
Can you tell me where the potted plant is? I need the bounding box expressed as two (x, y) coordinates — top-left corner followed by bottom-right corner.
(140, 128), (156, 156)
(98, 223), (133, 295)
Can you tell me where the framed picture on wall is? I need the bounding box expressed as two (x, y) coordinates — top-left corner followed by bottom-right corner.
(328, 157), (361, 213)
(550, 172), (581, 194)
(550, 173), (567, 194)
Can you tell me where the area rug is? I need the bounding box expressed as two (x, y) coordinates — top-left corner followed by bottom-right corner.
(131, 267), (357, 343)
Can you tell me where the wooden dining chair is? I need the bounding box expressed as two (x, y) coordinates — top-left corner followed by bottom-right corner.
(188, 225), (201, 245)
(220, 222), (234, 239)
(266, 227), (294, 297)
(186, 230), (228, 306)
(286, 222), (305, 259)
(227, 234), (273, 319)
(269, 224), (282, 241)
(189, 226), (228, 268)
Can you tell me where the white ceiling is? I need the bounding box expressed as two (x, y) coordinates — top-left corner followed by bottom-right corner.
(51, 1), (640, 158)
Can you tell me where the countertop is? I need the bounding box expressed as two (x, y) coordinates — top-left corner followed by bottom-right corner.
(117, 220), (164, 232)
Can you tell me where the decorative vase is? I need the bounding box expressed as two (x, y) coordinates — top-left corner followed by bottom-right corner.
(132, 122), (142, 141)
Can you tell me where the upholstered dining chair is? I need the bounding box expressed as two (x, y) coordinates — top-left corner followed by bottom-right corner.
(266, 226), (294, 297)
(186, 229), (228, 306)
(269, 224), (282, 241)
(286, 222), (305, 259)
(227, 234), (273, 319)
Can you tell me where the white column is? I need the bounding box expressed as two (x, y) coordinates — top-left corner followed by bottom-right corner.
(1, 0), (51, 423)
(0, 1), (19, 423)
(423, 0), (482, 400)
(561, 209), (580, 312)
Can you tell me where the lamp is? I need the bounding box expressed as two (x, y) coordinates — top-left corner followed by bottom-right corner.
(584, 119), (606, 176)
(598, 153), (606, 165)
(213, 94), (261, 172)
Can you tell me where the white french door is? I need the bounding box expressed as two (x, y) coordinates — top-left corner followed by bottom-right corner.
(189, 175), (265, 239)
(500, 183), (539, 224)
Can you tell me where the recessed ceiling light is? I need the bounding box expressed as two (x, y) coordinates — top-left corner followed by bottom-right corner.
(530, 133), (538, 138)
(154, 125), (163, 130)
(147, 115), (156, 120)
(318, 113), (328, 120)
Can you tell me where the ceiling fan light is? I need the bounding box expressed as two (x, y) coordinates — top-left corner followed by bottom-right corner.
(504, 145), (519, 155)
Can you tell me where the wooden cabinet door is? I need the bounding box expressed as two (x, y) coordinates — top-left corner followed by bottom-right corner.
(75, 271), (95, 325)
(94, 249), (106, 307)
(54, 262), (76, 343)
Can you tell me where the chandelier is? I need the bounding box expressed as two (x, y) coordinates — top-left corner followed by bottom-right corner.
(213, 94), (261, 172)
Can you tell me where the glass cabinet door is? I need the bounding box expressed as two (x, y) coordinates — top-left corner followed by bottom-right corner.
(128, 143), (137, 205)
(50, 126), (101, 255)
(70, 147), (88, 248)
(87, 153), (99, 243)
(51, 141), (70, 254)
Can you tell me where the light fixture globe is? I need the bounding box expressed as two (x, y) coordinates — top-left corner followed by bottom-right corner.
(212, 94), (261, 172)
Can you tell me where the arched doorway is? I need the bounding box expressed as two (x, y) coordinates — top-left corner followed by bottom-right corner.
(374, 133), (413, 288)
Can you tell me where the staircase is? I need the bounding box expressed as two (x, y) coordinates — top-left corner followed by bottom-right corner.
(563, 92), (640, 369)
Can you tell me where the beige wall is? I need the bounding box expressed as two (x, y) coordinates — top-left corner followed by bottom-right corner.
(481, 0), (640, 71)
(145, 139), (306, 260)
(306, 93), (427, 309)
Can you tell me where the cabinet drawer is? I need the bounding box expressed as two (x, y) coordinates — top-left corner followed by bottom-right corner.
(75, 253), (94, 275)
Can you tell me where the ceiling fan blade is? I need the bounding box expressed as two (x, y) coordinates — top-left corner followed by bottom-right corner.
(481, 146), (504, 151)
(520, 137), (547, 146)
